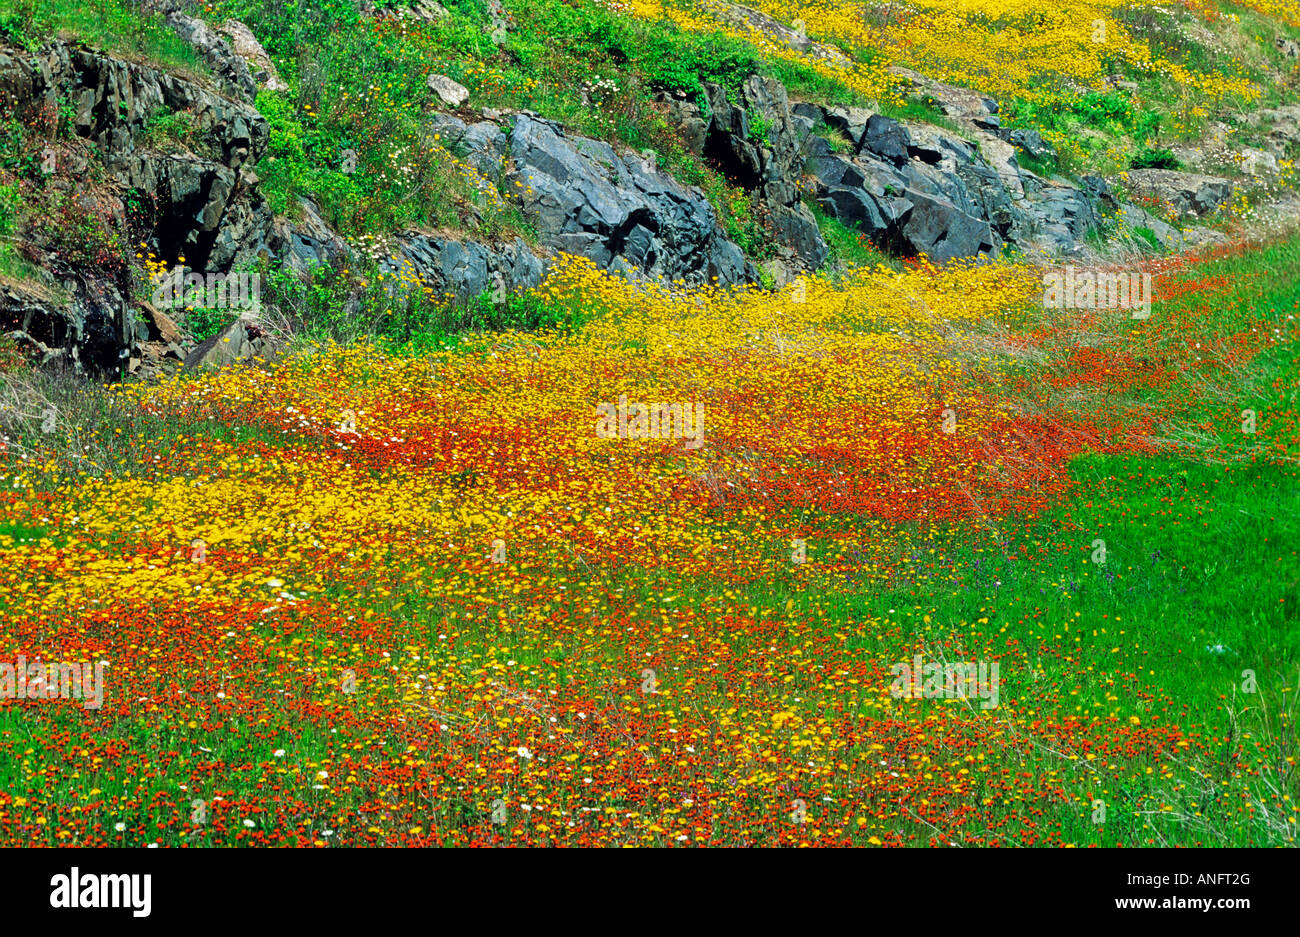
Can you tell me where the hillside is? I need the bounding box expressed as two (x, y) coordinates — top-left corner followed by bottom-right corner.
(0, 0), (1296, 855)
(3, 0), (1300, 369)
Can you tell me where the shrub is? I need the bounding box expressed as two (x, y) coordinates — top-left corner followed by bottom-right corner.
(1130, 147), (1181, 170)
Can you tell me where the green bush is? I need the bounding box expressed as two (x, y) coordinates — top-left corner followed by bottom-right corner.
(1130, 147), (1181, 170)
(1071, 91), (1132, 127)
(639, 28), (760, 107)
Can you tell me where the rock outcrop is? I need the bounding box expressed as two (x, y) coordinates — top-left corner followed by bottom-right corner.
(165, 12), (257, 104)
(703, 77), (827, 271)
(381, 233), (546, 305)
(1, 39), (271, 373)
(501, 113), (755, 286)
(1123, 169), (1235, 219)
(1, 21), (1236, 375)
(217, 20), (288, 94)
(424, 109), (757, 287)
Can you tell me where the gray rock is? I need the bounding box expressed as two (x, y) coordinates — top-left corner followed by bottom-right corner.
(427, 74), (469, 108)
(769, 203), (827, 269)
(1009, 128), (1055, 161)
(218, 20), (288, 93)
(272, 198), (352, 275)
(1117, 204), (1185, 251)
(1079, 175), (1117, 208)
(806, 137), (995, 262)
(165, 12), (257, 104)
(898, 190), (995, 263)
(1012, 174), (1100, 254)
(659, 94), (709, 155)
(503, 113), (754, 286)
(6, 42), (271, 271)
(1, 272), (132, 375)
(35, 44), (268, 170)
(791, 101), (826, 124)
(823, 105), (873, 148)
(460, 120), (509, 175)
(379, 0), (449, 20)
(182, 318), (272, 370)
(705, 80), (772, 189)
(1123, 168), (1234, 217)
(1239, 147), (1278, 176)
(861, 114), (910, 166)
(701, 78), (827, 266)
(381, 234), (545, 306)
(426, 111), (469, 149)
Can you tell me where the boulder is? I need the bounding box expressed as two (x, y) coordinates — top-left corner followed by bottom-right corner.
(140, 301), (183, 344)
(658, 94), (709, 156)
(1239, 147), (1278, 176)
(2, 40), (271, 270)
(898, 190), (995, 263)
(503, 113), (754, 286)
(1245, 105), (1300, 156)
(381, 234), (545, 305)
(182, 318), (272, 369)
(860, 114), (910, 166)
(823, 105), (873, 148)
(769, 203), (827, 267)
(427, 74), (469, 109)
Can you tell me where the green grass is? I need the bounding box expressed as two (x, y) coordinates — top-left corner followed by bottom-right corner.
(1133, 226), (1162, 252)
(879, 94), (974, 141)
(0, 0), (209, 77)
(1014, 149), (1060, 180)
(808, 200), (902, 275)
(139, 106), (199, 153)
